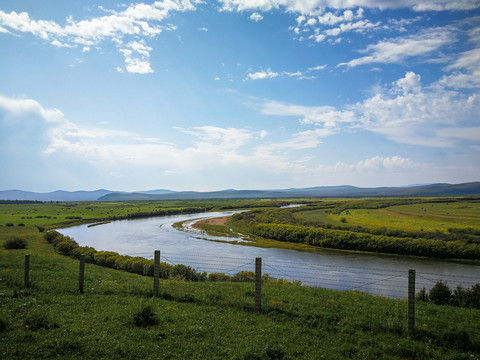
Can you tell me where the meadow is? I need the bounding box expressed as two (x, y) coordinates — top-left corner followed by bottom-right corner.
(1, 198), (480, 359)
(226, 197), (480, 260)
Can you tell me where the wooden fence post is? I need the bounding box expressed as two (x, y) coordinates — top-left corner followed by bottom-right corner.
(78, 254), (85, 294)
(24, 254), (30, 288)
(408, 268), (416, 336)
(153, 250), (160, 297)
(255, 257), (262, 312)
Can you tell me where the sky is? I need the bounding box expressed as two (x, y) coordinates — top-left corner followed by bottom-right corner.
(0, 0), (479, 192)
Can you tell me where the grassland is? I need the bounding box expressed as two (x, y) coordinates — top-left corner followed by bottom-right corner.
(1, 199), (480, 359)
(294, 199), (480, 233)
(226, 197), (480, 260)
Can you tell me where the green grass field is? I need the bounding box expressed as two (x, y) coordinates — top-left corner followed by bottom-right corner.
(1, 200), (480, 359)
(293, 199), (480, 233)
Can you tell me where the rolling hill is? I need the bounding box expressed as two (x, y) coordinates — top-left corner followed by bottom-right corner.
(2, 182), (479, 201)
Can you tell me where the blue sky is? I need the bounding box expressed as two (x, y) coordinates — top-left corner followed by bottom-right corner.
(1, 0), (479, 192)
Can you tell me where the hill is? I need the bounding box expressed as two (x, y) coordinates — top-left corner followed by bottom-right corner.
(98, 182), (480, 201)
(1, 182), (479, 201)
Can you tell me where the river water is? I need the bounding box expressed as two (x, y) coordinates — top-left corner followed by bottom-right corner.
(58, 211), (479, 299)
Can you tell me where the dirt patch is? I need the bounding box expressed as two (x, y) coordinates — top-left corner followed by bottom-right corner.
(193, 216), (229, 228)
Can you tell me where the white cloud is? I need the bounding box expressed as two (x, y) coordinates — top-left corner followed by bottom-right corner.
(387, 16), (423, 32)
(392, 71), (422, 95)
(259, 99), (355, 128)
(218, 0), (479, 14)
(2, 93), (478, 190)
(354, 72), (480, 146)
(177, 126), (253, 149)
(0, 1), (199, 73)
(446, 47), (480, 71)
(438, 70), (480, 89)
(436, 126), (480, 141)
(436, 25), (480, 89)
(338, 27), (454, 67)
(119, 39), (153, 74)
(250, 13), (263, 21)
(247, 69), (279, 80)
(257, 71), (480, 148)
(259, 100), (333, 117)
(324, 19), (380, 36)
(258, 128), (333, 152)
(317, 8), (363, 25)
(0, 95), (64, 123)
(308, 64), (327, 71)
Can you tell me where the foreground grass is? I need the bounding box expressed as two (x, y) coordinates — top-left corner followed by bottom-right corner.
(1, 223), (479, 359)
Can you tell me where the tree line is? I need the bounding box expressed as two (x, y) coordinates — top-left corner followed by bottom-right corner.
(44, 230), (295, 284)
(248, 223), (480, 260)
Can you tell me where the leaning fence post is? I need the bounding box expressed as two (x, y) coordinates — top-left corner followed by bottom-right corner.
(78, 254), (85, 294)
(255, 257), (262, 312)
(408, 268), (416, 336)
(153, 250), (160, 297)
(24, 254), (30, 288)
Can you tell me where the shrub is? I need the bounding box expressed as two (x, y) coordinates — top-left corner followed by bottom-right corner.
(17, 223), (25, 227)
(5, 223), (14, 227)
(429, 281), (452, 305)
(468, 284), (480, 309)
(417, 282), (480, 309)
(170, 264), (206, 281)
(133, 303), (158, 327)
(416, 287), (429, 302)
(71, 246), (97, 262)
(208, 272), (232, 282)
(232, 271), (256, 282)
(44, 230), (62, 244)
(3, 237), (28, 249)
(56, 239), (77, 256)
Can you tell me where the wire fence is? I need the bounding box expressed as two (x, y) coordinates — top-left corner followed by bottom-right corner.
(18, 251), (480, 345)
(130, 251), (479, 300)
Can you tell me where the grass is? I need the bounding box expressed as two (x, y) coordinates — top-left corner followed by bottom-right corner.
(1, 201), (480, 359)
(294, 199), (480, 233)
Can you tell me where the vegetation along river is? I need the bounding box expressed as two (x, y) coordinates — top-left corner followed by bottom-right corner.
(58, 211), (479, 299)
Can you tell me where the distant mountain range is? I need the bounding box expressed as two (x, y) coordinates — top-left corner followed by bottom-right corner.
(1, 182), (479, 201)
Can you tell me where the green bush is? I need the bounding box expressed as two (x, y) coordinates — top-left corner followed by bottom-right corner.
(56, 239), (77, 256)
(429, 281), (452, 305)
(207, 272), (232, 282)
(417, 281), (479, 309)
(232, 271), (256, 282)
(3, 237), (28, 249)
(170, 264), (206, 281)
(133, 303), (158, 327)
(250, 223), (480, 259)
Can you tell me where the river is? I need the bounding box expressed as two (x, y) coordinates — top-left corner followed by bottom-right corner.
(58, 211), (479, 299)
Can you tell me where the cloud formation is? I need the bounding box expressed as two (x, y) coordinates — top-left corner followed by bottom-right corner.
(0, 1), (199, 73)
(338, 27), (454, 67)
(257, 71), (480, 147)
(218, 0), (479, 13)
(1, 93), (438, 189)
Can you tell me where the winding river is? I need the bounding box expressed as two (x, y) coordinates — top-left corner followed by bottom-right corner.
(58, 211), (479, 299)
